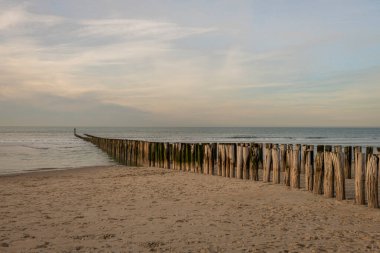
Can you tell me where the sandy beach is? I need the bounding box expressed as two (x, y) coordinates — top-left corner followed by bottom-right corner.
(0, 166), (379, 252)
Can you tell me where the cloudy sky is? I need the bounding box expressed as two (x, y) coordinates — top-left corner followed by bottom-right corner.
(0, 0), (379, 127)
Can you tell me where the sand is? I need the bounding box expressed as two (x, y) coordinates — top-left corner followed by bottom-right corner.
(0, 166), (379, 252)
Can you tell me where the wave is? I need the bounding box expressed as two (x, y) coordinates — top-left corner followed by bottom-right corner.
(21, 145), (49, 150)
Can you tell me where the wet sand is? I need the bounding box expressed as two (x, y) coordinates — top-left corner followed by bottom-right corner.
(0, 166), (379, 252)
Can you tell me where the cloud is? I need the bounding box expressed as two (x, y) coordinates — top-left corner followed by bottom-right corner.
(0, 5), (63, 30)
(0, 1), (379, 127)
(78, 18), (215, 40)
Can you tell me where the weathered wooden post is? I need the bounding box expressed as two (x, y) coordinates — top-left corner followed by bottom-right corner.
(354, 146), (365, 205)
(229, 144), (236, 178)
(203, 144), (209, 175)
(366, 154), (379, 208)
(191, 144), (195, 172)
(165, 142), (170, 169)
(263, 143), (272, 182)
(272, 144), (280, 184)
(305, 145), (314, 192)
(324, 145), (334, 198)
(176, 143), (180, 170)
(242, 144), (250, 180)
(280, 144), (287, 174)
(217, 144), (222, 176)
(221, 144), (226, 177)
(149, 142), (154, 167)
(344, 146), (352, 179)
(333, 145), (345, 201)
(210, 143), (216, 175)
(236, 144), (243, 179)
(250, 144), (259, 181)
(258, 143), (263, 171)
(225, 144), (230, 177)
(284, 144), (292, 186)
(190, 143), (195, 173)
(181, 143), (186, 171)
(186, 143), (190, 171)
(366, 146), (374, 163)
(198, 143), (204, 173)
(290, 144), (301, 189)
(301, 144), (307, 174)
(152, 142), (156, 167)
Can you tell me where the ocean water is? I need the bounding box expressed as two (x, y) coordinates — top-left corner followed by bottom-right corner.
(0, 127), (379, 175)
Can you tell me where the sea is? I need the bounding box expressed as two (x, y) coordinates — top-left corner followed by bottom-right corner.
(0, 127), (379, 175)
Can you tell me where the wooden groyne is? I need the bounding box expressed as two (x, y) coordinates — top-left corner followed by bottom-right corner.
(76, 132), (379, 209)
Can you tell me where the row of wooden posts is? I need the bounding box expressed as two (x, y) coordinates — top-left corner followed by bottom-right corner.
(79, 134), (379, 208)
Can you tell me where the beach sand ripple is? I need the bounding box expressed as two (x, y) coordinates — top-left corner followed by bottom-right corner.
(0, 166), (379, 252)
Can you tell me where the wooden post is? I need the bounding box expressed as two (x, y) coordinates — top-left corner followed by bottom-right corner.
(366, 146), (374, 163)
(225, 145), (230, 177)
(290, 144), (301, 189)
(258, 143), (263, 171)
(181, 143), (186, 171)
(165, 143), (170, 169)
(217, 144), (222, 176)
(229, 144), (235, 178)
(263, 143), (272, 182)
(172, 143), (176, 170)
(203, 144), (209, 175)
(323, 145), (334, 198)
(236, 144), (243, 179)
(344, 146), (352, 179)
(193, 144), (197, 172)
(284, 144), (292, 186)
(354, 146), (365, 205)
(212, 143), (217, 175)
(191, 144), (195, 172)
(272, 144), (280, 184)
(208, 144), (215, 175)
(250, 144), (259, 181)
(305, 145), (314, 192)
(280, 144), (287, 173)
(366, 154), (379, 208)
(333, 146), (345, 201)
(220, 144), (226, 177)
(301, 144), (307, 174)
(198, 143), (204, 173)
(242, 144), (250, 180)
(188, 143), (192, 172)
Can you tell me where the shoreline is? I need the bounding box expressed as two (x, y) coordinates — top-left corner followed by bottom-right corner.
(0, 165), (117, 178)
(1, 165), (379, 252)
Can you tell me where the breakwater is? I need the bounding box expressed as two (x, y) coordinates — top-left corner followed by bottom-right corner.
(76, 132), (379, 208)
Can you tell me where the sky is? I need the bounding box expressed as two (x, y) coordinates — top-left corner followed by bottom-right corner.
(0, 0), (379, 127)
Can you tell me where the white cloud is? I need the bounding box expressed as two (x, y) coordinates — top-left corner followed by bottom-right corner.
(0, 5), (63, 30)
(79, 18), (215, 40)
